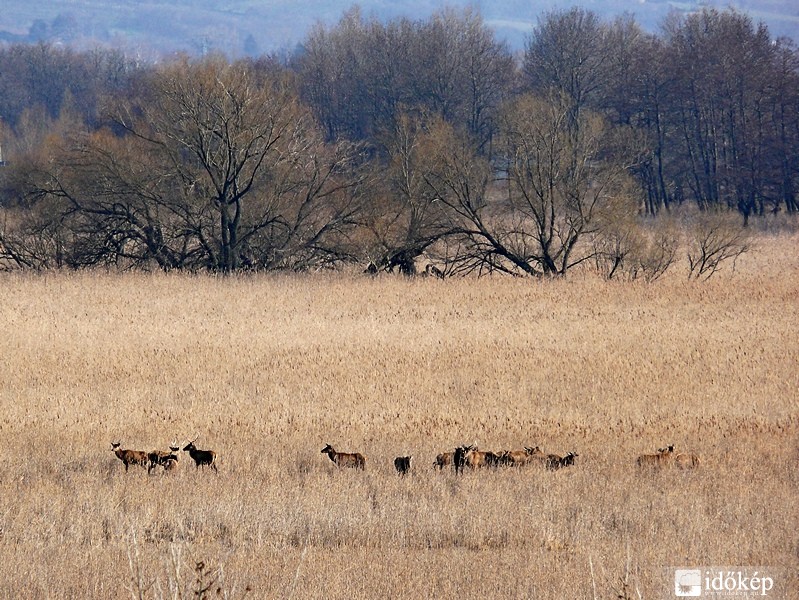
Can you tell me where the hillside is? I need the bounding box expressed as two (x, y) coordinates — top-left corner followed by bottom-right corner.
(1, 0), (797, 58)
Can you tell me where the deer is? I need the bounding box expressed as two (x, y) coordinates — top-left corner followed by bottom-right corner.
(148, 444), (181, 473)
(363, 261), (379, 276)
(674, 452), (701, 469)
(466, 448), (494, 469)
(394, 455), (412, 475)
(546, 451), (579, 471)
(502, 446), (543, 467)
(321, 444), (366, 470)
(484, 451), (507, 468)
(183, 437), (218, 472)
(421, 263), (445, 279)
(434, 452), (454, 469)
(454, 445), (491, 472)
(636, 445), (675, 468)
(111, 442), (149, 472)
(560, 451), (578, 468)
(453, 444), (475, 474)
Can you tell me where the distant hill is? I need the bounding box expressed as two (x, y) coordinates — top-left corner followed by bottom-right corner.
(1, 0), (797, 58)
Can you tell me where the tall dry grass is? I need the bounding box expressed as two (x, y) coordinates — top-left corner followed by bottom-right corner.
(0, 234), (797, 599)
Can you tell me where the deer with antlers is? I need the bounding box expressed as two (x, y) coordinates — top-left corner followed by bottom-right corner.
(183, 437), (218, 472)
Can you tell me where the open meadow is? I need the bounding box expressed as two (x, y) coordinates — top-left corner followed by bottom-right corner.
(0, 234), (797, 599)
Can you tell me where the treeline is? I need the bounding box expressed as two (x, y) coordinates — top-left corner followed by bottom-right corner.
(0, 6), (796, 277)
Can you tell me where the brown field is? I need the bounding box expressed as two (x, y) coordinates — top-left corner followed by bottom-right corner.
(0, 234), (797, 599)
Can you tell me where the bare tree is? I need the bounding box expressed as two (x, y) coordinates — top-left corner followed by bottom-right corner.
(114, 56), (303, 273)
(407, 96), (644, 279)
(663, 9), (789, 220)
(364, 110), (452, 275)
(522, 8), (609, 116)
(763, 39), (799, 215)
(109, 56), (366, 273)
(3, 56), (367, 272)
(411, 7), (514, 150)
(593, 217), (679, 282)
(0, 109), (89, 270)
(686, 211), (751, 280)
(295, 7), (513, 150)
(238, 131), (369, 271)
(495, 93), (643, 276)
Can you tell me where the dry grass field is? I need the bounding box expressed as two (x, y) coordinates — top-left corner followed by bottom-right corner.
(0, 233), (797, 599)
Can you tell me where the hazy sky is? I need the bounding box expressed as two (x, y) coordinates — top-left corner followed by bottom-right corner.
(1, 0), (796, 57)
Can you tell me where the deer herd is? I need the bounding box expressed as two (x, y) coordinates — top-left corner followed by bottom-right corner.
(111, 437), (217, 474)
(111, 438), (699, 476)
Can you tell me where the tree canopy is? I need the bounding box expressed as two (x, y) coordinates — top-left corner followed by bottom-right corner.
(0, 7), (794, 277)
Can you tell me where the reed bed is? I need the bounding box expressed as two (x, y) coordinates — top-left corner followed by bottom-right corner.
(0, 235), (797, 599)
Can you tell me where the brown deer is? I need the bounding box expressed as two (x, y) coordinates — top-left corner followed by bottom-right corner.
(546, 451), (579, 471)
(466, 448), (494, 470)
(394, 456), (412, 475)
(148, 444), (181, 473)
(183, 438), (218, 471)
(636, 445), (675, 468)
(111, 442), (149, 472)
(502, 446), (543, 467)
(321, 444), (366, 470)
(454, 445), (491, 471)
(433, 452), (454, 469)
(674, 452), (701, 469)
(484, 451), (506, 468)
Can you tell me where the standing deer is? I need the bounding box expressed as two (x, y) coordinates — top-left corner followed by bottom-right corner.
(394, 455), (412, 475)
(453, 444), (477, 474)
(434, 452), (454, 469)
(321, 444), (366, 470)
(111, 442), (149, 472)
(183, 438), (218, 472)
